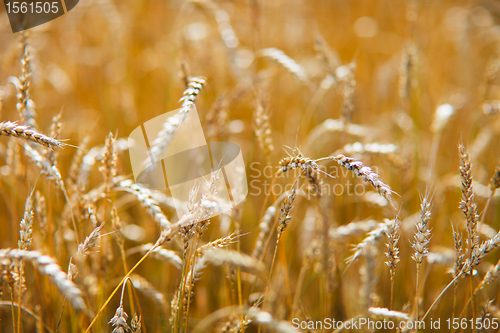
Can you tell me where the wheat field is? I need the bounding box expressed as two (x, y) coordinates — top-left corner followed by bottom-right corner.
(1, 0), (500, 332)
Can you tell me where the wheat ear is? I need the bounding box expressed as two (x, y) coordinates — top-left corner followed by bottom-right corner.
(16, 190), (35, 333)
(385, 217), (400, 309)
(200, 249), (266, 277)
(130, 274), (167, 310)
(0, 121), (63, 148)
(480, 159), (500, 226)
(424, 230), (500, 321)
(126, 243), (183, 269)
(254, 97), (274, 161)
(258, 47), (309, 84)
(0, 249), (88, 313)
(457, 143), (479, 332)
(346, 219), (391, 267)
(23, 144), (80, 243)
(246, 308), (300, 333)
(115, 180), (171, 229)
(277, 185), (297, 240)
(150, 76), (206, 162)
(86, 181), (219, 332)
(451, 223), (465, 320)
(77, 223), (104, 258)
(459, 144), (479, 252)
(131, 315), (142, 333)
(251, 206), (276, 259)
(109, 303), (130, 333)
(340, 62), (356, 122)
(476, 259), (500, 292)
(100, 132), (117, 193)
(329, 219), (379, 241)
(412, 194), (432, 318)
(13, 32), (37, 128)
(45, 110), (63, 163)
(330, 154), (396, 206)
(359, 244), (378, 312)
(369, 307), (410, 322)
(18, 192), (35, 250)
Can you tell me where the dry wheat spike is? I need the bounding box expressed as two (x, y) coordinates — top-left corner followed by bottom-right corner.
(0, 121), (63, 148)
(0, 249), (87, 313)
(331, 154), (396, 205)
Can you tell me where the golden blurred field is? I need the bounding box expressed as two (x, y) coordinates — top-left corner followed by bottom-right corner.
(1, 0), (500, 332)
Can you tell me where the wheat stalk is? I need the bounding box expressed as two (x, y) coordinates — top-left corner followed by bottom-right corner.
(18, 192), (34, 250)
(77, 223), (104, 258)
(478, 301), (493, 333)
(111, 207), (125, 248)
(109, 304), (130, 333)
(338, 142), (398, 155)
(426, 250), (454, 267)
(329, 154), (396, 205)
(463, 231), (500, 273)
(190, 0), (240, 71)
(201, 249), (266, 277)
(385, 217), (400, 309)
(115, 180), (171, 229)
(368, 307), (410, 321)
(34, 191), (47, 240)
(277, 185), (297, 240)
(246, 308), (299, 333)
(452, 223), (464, 320)
(130, 274), (167, 310)
(329, 219), (379, 241)
(315, 35), (341, 77)
(251, 205), (276, 259)
(66, 136), (89, 191)
(11, 32), (37, 128)
(412, 194), (432, 318)
(481, 159), (500, 227)
(346, 219), (391, 266)
(77, 138), (127, 192)
(398, 43), (415, 102)
(254, 98), (274, 159)
(86, 179), (221, 331)
(258, 48), (309, 84)
(204, 94), (228, 141)
(16, 190), (35, 333)
(459, 144), (479, 253)
(359, 244), (378, 311)
(412, 196), (432, 267)
(306, 118), (367, 145)
(339, 62), (356, 122)
(131, 315), (142, 333)
(126, 243), (183, 269)
(45, 111), (63, 163)
(0, 249), (87, 313)
(476, 259), (500, 292)
(196, 231), (240, 256)
(489, 160), (500, 194)
(0, 121), (63, 149)
(100, 132), (117, 193)
(23, 144), (64, 189)
(150, 76), (206, 162)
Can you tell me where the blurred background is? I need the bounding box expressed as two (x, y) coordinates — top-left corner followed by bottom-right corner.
(1, 0), (500, 331)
